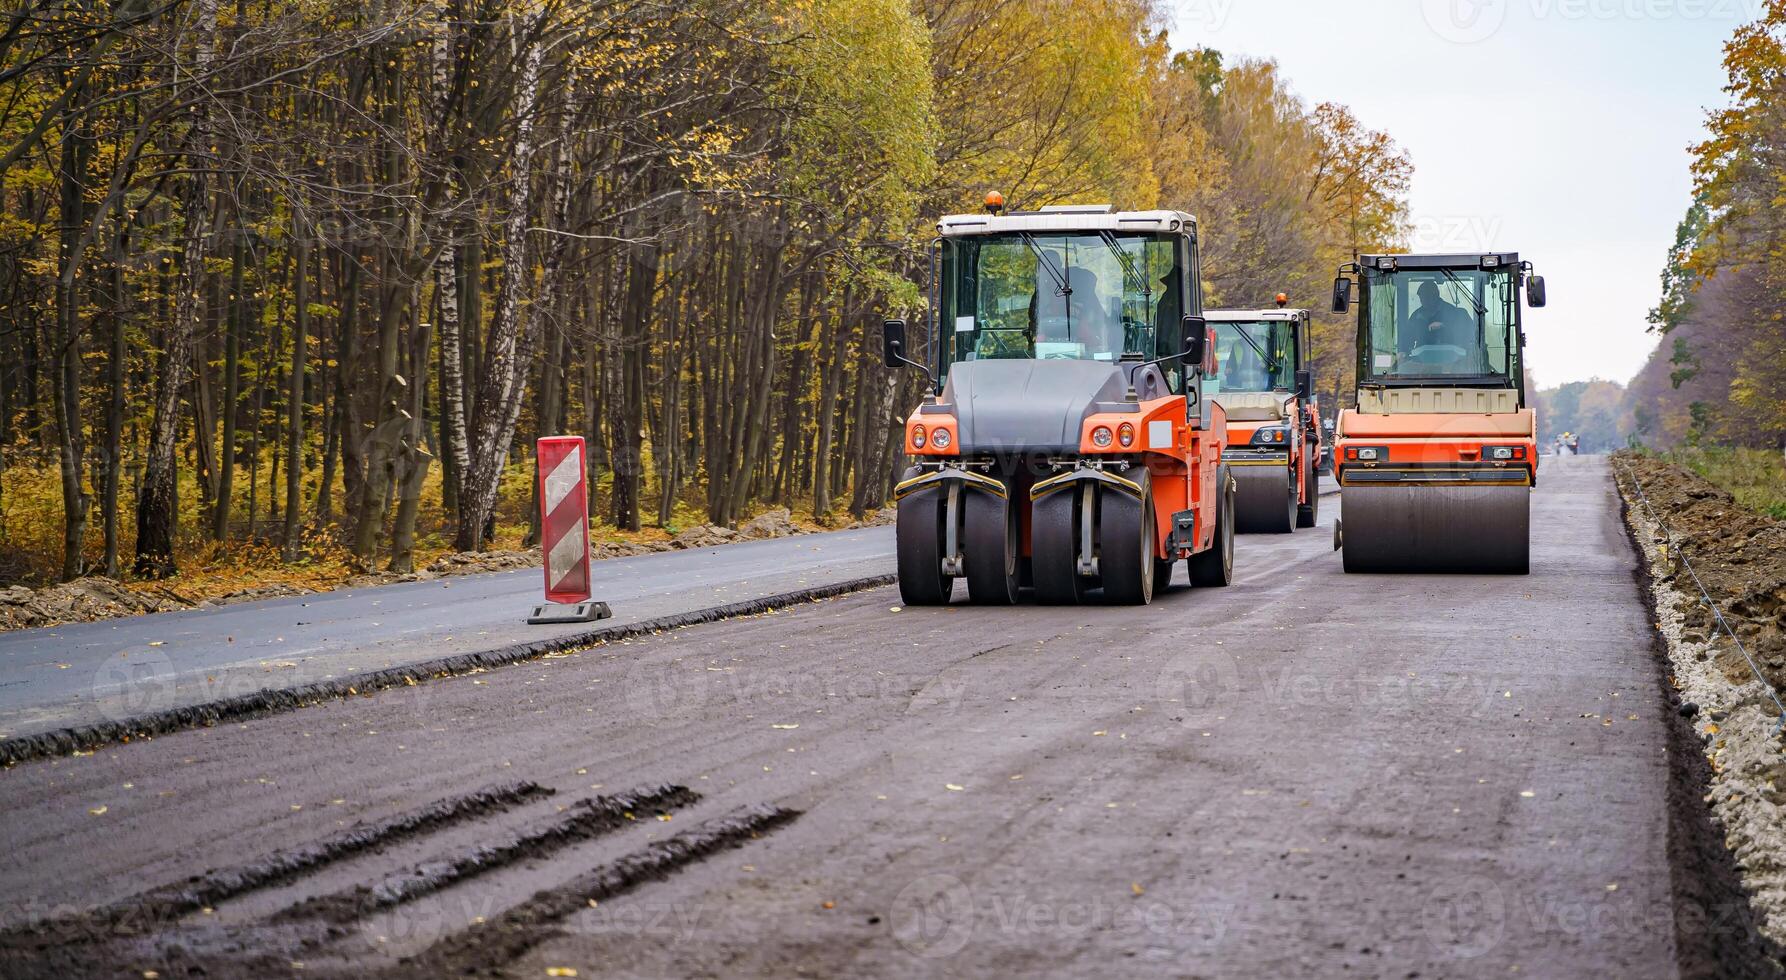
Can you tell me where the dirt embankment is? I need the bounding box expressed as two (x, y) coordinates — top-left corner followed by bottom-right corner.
(0, 506), (891, 633)
(1613, 450), (1786, 952)
(1615, 452), (1786, 693)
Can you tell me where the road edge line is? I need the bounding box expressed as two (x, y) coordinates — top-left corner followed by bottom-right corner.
(0, 574), (894, 769)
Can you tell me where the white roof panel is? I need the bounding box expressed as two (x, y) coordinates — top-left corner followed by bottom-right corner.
(937, 209), (1196, 238)
(1205, 308), (1309, 321)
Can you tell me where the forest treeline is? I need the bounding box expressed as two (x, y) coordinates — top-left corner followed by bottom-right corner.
(1625, 0), (1785, 450)
(0, 0), (1411, 586)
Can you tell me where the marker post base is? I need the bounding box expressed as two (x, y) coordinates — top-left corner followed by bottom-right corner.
(526, 601), (612, 625)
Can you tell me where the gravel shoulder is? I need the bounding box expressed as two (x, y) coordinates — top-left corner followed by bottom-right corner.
(1612, 450), (1786, 961)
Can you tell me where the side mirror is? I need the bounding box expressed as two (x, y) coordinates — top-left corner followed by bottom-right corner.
(1526, 275), (1547, 308)
(1183, 315), (1207, 369)
(1295, 369), (1312, 401)
(881, 318), (907, 370)
(1330, 277), (1351, 315)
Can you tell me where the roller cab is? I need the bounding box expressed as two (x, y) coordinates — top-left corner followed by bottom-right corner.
(1328, 253), (1546, 574)
(1207, 303), (1323, 533)
(883, 201), (1235, 606)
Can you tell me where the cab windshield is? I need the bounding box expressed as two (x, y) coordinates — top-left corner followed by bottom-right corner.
(1209, 321), (1295, 394)
(940, 232), (1184, 374)
(1360, 266), (1520, 385)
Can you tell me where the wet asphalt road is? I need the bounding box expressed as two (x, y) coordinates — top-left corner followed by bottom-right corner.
(0, 527), (894, 739)
(0, 459), (1680, 977)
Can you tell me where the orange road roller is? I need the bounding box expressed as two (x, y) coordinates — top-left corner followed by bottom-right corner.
(1207, 300), (1324, 533)
(1328, 252), (1547, 574)
(882, 199), (1236, 605)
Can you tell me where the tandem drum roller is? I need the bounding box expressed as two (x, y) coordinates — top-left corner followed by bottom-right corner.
(1337, 484), (1530, 574)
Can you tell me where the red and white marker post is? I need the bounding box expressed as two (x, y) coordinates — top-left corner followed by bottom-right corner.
(527, 436), (612, 624)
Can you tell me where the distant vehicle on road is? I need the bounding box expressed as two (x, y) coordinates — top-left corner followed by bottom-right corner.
(1207, 298), (1323, 533)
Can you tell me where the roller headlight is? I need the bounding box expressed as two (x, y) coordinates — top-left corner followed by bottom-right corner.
(931, 428), (951, 450)
(1117, 423), (1135, 447)
(1484, 444), (1526, 461)
(1252, 427), (1289, 446)
(911, 425), (926, 449)
(1091, 426), (1114, 448)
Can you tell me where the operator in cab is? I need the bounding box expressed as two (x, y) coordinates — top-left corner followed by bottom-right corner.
(1404, 280), (1475, 352)
(1222, 335), (1269, 391)
(1033, 267), (1121, 359)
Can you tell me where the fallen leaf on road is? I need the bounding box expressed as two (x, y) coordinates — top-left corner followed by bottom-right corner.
(1519, 790), (1535, 798)
(1131, 883), (1145, 896)
(56, 663), (70, 670)
(546, 969), (579, 978)
(88, 805), (107, 816)
(889, 607), (902, 613)
(148, 641), (164, 647)
(945, 784), (965, 791)
(822, 901), (835, 910)
(772, 724), (799, 730)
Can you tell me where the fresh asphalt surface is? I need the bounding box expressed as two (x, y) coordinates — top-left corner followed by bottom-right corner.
(0, 460), (1685, 977)
(0, 527), (894, 739)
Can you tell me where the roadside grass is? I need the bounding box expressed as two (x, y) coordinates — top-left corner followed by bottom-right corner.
(1652, 446), (1786, 520)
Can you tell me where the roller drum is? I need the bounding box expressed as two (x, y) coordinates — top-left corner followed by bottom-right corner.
(1232, 464), (1296, 534)
(1339, 484), (1530, 574)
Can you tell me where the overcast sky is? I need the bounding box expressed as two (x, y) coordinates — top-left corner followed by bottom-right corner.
(1163, 0), (1755, 387)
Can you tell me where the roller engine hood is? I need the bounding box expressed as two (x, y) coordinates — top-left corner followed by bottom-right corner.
(937, 360), (1133, 455)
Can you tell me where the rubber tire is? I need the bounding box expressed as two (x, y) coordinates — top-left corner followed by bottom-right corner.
(1154, 555), (1177, 593)
(1032, 485), (1087, 605)
(896, 489), (954, 605)
(1188, 470), (1235, 587)
(1296, 451), (1319, 529)
(1099, 471), (1155, 605)
(963, 488), (1020, 605)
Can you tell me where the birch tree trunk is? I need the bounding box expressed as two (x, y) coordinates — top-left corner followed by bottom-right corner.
(282, 234), (309, 560)
(455, 16), (545, 552)
(134, 0), (218, 578)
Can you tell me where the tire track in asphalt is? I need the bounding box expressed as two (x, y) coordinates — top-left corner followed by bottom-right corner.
(0, 781), (551, 950)
(385, 804), (802, 978)
(279, 784), (699, 923)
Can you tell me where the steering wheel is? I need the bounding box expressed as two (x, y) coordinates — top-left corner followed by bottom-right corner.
(1406, 344), (1468, 365)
